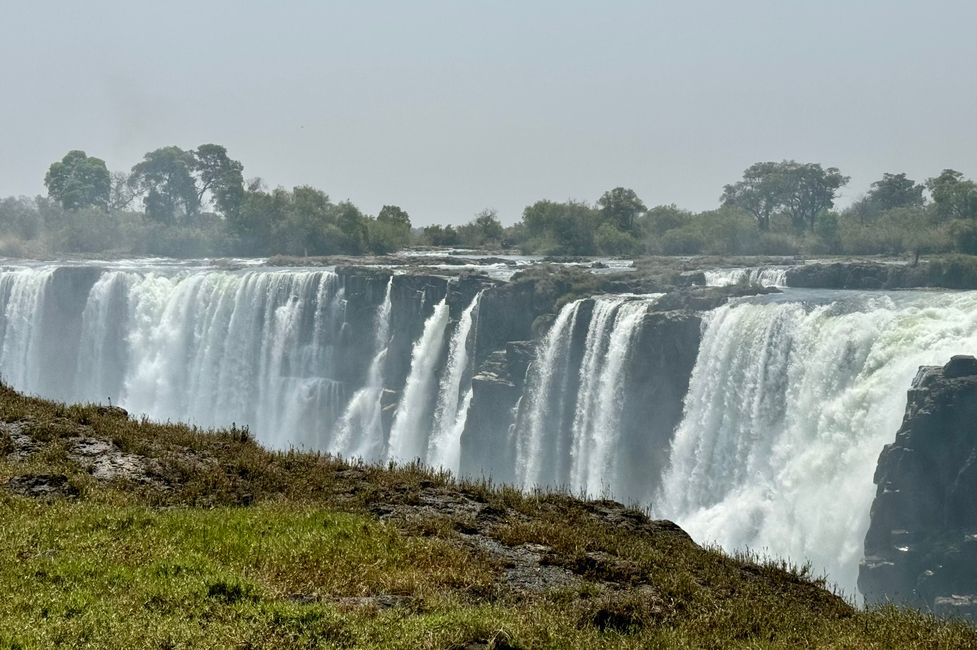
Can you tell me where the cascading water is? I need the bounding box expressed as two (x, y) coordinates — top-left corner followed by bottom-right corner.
(704, 267), (788, 288)
(387, 290), (483, 473)
(513, 301), (583, 490)
(569, 298), (658, 496)
(331, 276), (394, 460)
(1, 264), (350, 450)
(657, 289), (977, 597)
(387, 297), (450, 463)
(0, 267), (54, 391)
(427, 290), (482, 472)
(513, 294), (661, 496)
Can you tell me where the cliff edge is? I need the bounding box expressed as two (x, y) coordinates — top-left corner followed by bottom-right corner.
(859, 355), (977, 621)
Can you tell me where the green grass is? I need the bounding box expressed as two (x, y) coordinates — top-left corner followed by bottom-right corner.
(1, 384), (975, 648)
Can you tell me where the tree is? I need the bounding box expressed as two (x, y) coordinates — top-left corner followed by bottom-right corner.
(336, 201), (368, 254)
(231, 186), (282, 254)
(376, 204), (411, 230)
(721, 162), (784, 230)
(778, 162), (849, 232)
(927, 169), (977, 221)
(107, 171), (138, 211)
(867, 173), (925, 212)
(597, 187), (646, 233)
(639, 204), (691, 237)
(44, 150), (111, 210)
(129, 147), (198, 224)
(422, 224), (460, 246)
(371, 205), (412, 252)
(722, 160), (848, 232)
(473, 209), (504, 246)
(520, 200), (597, 254)
(192, 144), (245, 217)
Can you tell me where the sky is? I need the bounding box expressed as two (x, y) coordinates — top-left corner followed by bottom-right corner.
(1, 1), (975, 226)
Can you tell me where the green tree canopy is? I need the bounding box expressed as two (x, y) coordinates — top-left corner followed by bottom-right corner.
(847, 172), (925, 224)
(927, 169), (977, 221)
(778, 162), (849, 232)
(520, 200), (597, 255)
(597, 187), (646, 234)
(722, 160), (848, 232)
(721, 162), (784, 231)
(129, 147), (199, 224)
(370, 205), (412, 253)
(470, 209), (504, 246)
(192, 144), (245, 218)
(422, 224), (460, 246)
(867, 173), (925, 211)
(44, 150), (111, 210)
(376, 205), (411, 229)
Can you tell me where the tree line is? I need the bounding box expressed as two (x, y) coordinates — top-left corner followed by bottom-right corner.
(1, 146), (975, 259)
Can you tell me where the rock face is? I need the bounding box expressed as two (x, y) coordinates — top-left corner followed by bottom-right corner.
(786, 260), (977, 290)
(459, 345), (534, 483)
(859, 355), (977, 621)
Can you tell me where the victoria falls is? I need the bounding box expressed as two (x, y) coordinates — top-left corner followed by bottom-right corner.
(2, 254), (976, 622)
(3, 2), (976, 644)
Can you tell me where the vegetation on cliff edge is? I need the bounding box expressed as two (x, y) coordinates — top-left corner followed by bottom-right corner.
(0, 384), (974, 649)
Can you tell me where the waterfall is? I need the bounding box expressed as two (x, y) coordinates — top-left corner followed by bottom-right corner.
(428, 290), (483, 473)
(387, 290), (483, 472)
(513, 301), (583, 490)
(332, 276), (394, 461)
(0, 267), (54, 392)
(704, 267), (788, 288)
(569, 298), (656, 497)
(387, 297), (450, 463)
(513, 294), (661, 495)
(657, 290), (977, 597)
(74, 271), (129, 404)
(0, 265), (348, 451)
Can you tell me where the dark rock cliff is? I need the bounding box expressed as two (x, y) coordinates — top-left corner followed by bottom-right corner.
(859, 355), (977, 621)
(786, 259), (977, 290)
(36, 266), (103, 400)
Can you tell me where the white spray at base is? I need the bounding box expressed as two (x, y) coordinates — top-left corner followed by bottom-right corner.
(657, 290), (977, 598)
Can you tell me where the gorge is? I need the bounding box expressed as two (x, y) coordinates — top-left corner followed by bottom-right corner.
(1, 257), (975, 609)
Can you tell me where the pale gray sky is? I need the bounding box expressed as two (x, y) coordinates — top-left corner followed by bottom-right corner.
(1, 1), (975, 225)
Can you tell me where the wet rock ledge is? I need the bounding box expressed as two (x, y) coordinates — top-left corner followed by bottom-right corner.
(859, 355), (977, 621)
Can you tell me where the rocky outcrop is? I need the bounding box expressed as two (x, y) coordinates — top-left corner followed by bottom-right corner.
(459, 345), (534, 483)
(615, 310), (702, 499)
(859, 356), (977, 620)
(786, 259), (977, 290)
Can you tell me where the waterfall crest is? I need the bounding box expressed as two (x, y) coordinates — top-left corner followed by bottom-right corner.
(704, 267), (788, 288)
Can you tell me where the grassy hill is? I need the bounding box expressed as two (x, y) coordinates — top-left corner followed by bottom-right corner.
(0, 383), (974, 649)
